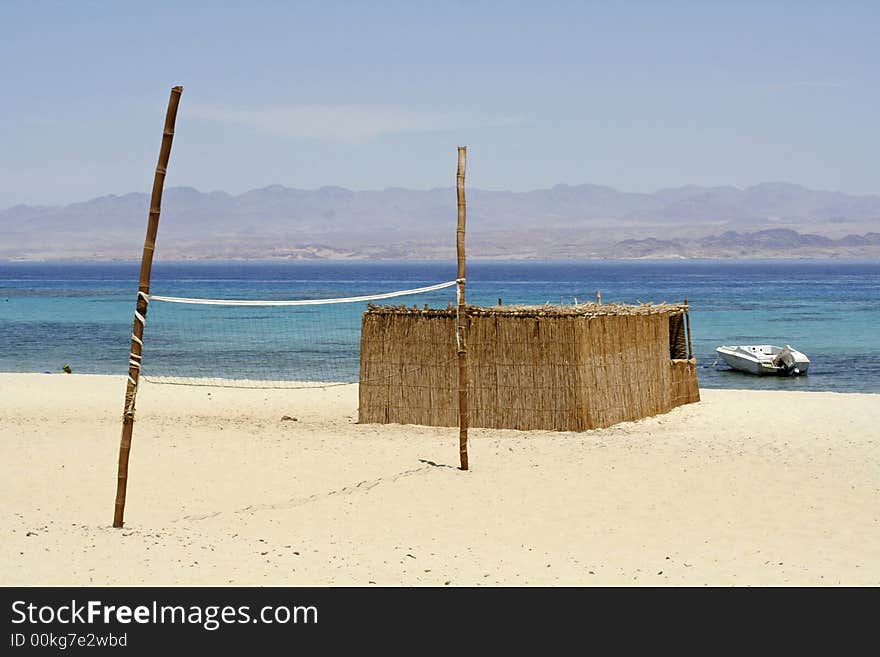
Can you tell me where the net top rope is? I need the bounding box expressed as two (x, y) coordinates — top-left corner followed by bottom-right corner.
(148, 280), (457, 306)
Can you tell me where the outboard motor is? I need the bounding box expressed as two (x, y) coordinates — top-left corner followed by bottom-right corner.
(772, 345), (798, 375)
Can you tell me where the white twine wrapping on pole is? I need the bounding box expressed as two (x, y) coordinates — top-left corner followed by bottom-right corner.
(455, 277), (465, 352)
(126, 291), (150, 389)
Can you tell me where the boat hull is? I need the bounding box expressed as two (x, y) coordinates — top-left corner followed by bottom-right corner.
(716, 345), (810, 376)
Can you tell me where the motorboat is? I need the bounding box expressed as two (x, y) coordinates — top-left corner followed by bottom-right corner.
(715, 344), (810, 376)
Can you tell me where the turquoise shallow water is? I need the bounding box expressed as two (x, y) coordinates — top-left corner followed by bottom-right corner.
(0, 260), (878, 392)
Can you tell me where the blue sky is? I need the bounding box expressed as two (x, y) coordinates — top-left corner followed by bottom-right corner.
(2, 0), (879, 206)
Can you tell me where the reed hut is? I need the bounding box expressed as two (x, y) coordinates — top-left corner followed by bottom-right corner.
(359, 302), (699, 432)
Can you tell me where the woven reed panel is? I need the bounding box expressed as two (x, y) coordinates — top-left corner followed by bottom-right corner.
(359, 307), (699, 431)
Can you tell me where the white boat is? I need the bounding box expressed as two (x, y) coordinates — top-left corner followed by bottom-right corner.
(715, 344), (810, 376)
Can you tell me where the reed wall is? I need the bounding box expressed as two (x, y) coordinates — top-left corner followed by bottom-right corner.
(670, 359), (701, 407)
(359, 304), (700, 432)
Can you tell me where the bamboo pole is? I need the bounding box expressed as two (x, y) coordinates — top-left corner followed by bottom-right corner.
(684, 297), (694, 360)
(113, 86), (183, 528)
(456, 146), (469, 471)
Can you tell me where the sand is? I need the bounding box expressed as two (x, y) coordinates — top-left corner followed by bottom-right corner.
(1, 372), (878, 586)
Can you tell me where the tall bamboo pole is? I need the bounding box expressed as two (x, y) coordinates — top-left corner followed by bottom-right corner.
(113, 86), (183, 528)
(456, 146), (469, 471)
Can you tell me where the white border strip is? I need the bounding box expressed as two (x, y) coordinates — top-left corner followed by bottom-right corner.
(148, 280), (457, 306)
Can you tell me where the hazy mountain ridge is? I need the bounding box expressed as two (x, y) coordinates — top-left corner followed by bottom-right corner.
(2, 182), (879, 260)
(614, 229), (880, 258)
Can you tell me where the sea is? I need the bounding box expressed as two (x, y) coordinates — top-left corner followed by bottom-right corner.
(0, 259), (878, 393)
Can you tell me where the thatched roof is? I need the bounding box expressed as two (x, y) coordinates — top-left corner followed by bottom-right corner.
(365, 302), (688, 318)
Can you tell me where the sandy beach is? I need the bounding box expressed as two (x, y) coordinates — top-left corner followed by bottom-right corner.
(1, 372), (878, 586)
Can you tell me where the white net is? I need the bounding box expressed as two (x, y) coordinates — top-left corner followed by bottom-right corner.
(140, 280), (457, 388)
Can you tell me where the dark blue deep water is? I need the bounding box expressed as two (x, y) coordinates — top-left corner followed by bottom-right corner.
(1, 260), (878, 392)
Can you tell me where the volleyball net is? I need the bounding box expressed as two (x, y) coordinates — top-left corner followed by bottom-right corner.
(139, 280), (458, 389)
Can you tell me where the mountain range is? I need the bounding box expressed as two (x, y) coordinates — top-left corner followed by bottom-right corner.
(2, 182), (879, 260)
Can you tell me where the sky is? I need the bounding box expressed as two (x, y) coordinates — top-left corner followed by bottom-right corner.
(2, 0), (879, 207)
